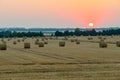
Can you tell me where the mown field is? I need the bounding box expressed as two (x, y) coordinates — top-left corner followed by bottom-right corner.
(0, 36), (120, 80)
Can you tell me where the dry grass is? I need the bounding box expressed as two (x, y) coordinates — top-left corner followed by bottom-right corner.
(0, 36), (120, 80)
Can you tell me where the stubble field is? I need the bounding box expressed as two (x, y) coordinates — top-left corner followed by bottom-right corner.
(0, 36), (120, 80)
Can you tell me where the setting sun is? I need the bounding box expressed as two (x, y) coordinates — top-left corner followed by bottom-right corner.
(89, 23), (94, 28)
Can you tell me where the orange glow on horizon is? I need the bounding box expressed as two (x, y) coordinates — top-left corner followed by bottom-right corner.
(0, 0), (120, 28)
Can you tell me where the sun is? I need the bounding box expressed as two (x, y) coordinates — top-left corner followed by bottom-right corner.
(89, 23), (94, 27)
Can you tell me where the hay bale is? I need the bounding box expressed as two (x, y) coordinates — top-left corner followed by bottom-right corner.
(0, 43), (7, 50)
(36, 39), (39, 41)
(64, 37), (68, 40)
(74, 39), (78, 42)
(45, 38), (48, 40)
(38, 42), (44, 47)
(41, 38), (45, 41)
(76, 40), (80, 44)
(103, 37), (107, 40)
(13, 41), (17, 45)
(1, 38), (4, 42)
(44, 41), (48, 44)
(59, 41), (65, 47)
(62, 37), (68, 40)
(35, 40), (39, 45)
(8, 38), (10, 41)
(100, 37), (106, 41)
(24, 43), (30, 49)
(18, 39), (20, 42)
(73, 36), (76, 38)
(100, 38), (104, 41)
(71, 39), (74, 42)
(116, 41), (120, 47)
(49, 37), (53, 40)
(99, 41), (107, 48)
(62, 38), (68, 40)
(88, 37), (93, 40)
(22, 39), (25, 42)
(98, 36), (102, 39)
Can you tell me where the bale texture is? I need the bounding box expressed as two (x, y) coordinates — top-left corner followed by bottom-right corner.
(76, 41), (80, 44)
(24, 43), (30, 49)
(13, 41), (17, 45)
(71, 39), (75, 42)
(44, 41), (48, 44)
(116, 41), (120, 47)
(18, 39), (20, 42)
(99, 41), (107, 48)
(59, 41), (65, 47)
(39, 42), (44, 47)
(88, 37), (93, 40)
(35, 40), (39, 45)
(0, 43), (7, 50)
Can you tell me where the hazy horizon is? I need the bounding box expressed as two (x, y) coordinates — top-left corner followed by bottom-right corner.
(0, 0), (120, 28)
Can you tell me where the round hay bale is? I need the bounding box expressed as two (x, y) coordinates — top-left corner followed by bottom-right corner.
(35, 40), (39, 45)
(38, 42), (44, 47)
(44, 41), (48, 44)
(45, 38), (48, 40)
(17, 39), (20, 42)
(116, 41), (120, 47)
(99, 41), (107, 48)
(98, 36), (102, 39)
(62, 37), (68, 40)
(88, 37), (93, 40)
(8, 38), (10, 41)
(59, 41), (65, 47)
(100, 38), (104, 41)
(74, 39), (78, 42)
(13, 41), (17, 45)
(71, 39), (74, 42)
(41, 38), (45, 41)
(103, 37), (107, 40)
(65, 37), (68, 40)
(36, 39), (39, 41)
(22, 39), (25, 42)
(0, 43), (7, 50)
(76, 40), (80, 44)
(111, 35), (114, 38)
(24, 43), (30, 49)
(73, 36), (76, 38)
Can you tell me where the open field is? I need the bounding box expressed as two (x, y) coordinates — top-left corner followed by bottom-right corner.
(0, 36), (120, 80)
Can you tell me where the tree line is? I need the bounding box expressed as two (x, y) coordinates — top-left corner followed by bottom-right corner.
(0, 31), (44, 38)
(54, 28), (120, 36)
(0, 28), (120, 38)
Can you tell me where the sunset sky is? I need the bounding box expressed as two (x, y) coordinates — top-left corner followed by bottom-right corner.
(0, 0), (120, 28)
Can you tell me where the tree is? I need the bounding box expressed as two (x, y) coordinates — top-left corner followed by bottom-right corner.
(64, 30), (70, 36)
(55, 30), (64, 36)
(74, 28), (81, 36)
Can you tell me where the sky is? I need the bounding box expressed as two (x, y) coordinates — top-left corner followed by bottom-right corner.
(0, 0), (120, 28)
